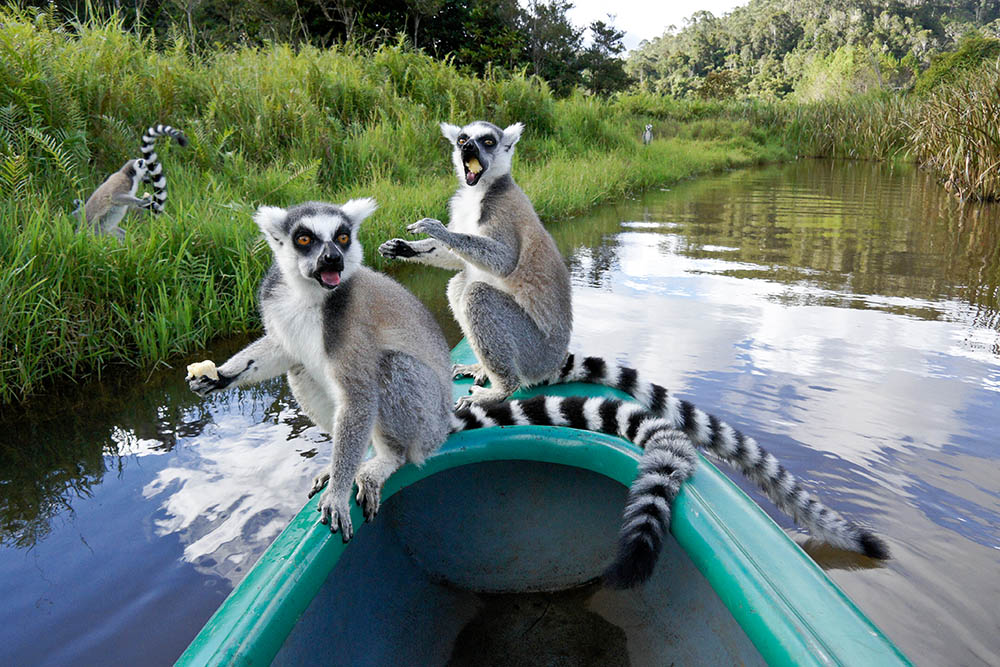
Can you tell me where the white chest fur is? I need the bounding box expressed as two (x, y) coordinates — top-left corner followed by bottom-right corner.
(448, 184), (514, 295)
(262, 282), (328, 379)
(449, 186), (486, 235)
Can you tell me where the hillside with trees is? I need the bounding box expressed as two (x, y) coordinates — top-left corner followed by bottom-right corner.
(626, 0), (1000, 99)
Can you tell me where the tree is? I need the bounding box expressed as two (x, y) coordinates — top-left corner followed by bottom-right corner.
(580, 17), (631, 95)
(522, 0), (583, 95)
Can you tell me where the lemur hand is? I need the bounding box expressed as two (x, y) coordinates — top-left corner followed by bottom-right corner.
(406, 217), (448, 239)
(378, 238), (420, 259)
(317, 488), (354, 542)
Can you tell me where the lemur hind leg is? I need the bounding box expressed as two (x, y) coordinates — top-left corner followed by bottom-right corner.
(356, 351), (451, 520)
(458, 281), (566, 407)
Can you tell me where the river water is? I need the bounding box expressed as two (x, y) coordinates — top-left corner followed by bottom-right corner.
(1, 160), (998, 665)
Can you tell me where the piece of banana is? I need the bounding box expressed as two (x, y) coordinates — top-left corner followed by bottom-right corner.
(467, 158), (482, 173)
(186, 359), (219, 381)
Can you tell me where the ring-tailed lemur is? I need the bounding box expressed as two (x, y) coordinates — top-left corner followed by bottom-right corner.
(140, 124), (187, 214)
(75, 158), (154, 241)
(536, 355), (891, 564)
(379, 120), (572, 409)
(642, 124), (653, 145)
(187, 199), (455, 541)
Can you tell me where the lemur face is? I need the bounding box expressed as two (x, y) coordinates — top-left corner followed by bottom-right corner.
(441, 121), (524, 188)
(254, 199), (377, 293)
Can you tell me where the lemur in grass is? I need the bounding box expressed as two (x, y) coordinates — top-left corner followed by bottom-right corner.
(73, 124), (187, 240)
(378, 120), (889, 583)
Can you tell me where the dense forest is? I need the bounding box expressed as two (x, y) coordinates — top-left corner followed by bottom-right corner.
(626, 0), (1000, 99)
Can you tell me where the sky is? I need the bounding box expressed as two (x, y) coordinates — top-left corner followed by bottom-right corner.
(564, 0), (749, 52)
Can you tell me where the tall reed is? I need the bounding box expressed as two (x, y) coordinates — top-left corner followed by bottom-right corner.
(909, 57), (1000, 201)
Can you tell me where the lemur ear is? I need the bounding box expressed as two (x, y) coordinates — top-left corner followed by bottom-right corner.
(501, 122), (524, 150)
(440, 122), (461, 143)
(254, 205), (288, 242)
(340, 197), (378, 229)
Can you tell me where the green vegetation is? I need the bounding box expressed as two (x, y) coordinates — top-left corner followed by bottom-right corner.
(626, 0), (1000, 100)
(4, 1), (1000, 406)
(0, 7), (786, 405)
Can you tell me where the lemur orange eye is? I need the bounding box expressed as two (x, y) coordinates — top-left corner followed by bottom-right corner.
(295, 234), (312, 246)
(337, 233), (350, 245)
(457, 137), (466, 145)
(484, 138), (495, 146)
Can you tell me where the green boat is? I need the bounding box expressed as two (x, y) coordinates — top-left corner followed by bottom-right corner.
(176, 341), (909, 666)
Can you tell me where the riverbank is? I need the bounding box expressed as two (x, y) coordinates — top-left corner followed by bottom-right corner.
(1, 10), (794, 405)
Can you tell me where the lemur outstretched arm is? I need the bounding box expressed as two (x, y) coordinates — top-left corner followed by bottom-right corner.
(187, 335), (295, 396)
(406, 218), (518, 276)
(377, 237), (466, 271)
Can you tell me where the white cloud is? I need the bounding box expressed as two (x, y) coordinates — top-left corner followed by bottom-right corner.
(565, 0), (748, 51)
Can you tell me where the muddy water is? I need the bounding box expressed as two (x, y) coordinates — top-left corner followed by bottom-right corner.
(1, 159), (998, 665)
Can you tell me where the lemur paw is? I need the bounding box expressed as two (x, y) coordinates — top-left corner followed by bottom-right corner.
(378, 238), (419, 259)
(187, 372), (225, 397)
(307, 471), (330, 498)
(316, 488), (353, 542)
(355, 471), (382, 523)
(406, 218), (447, 239)
(455, 385), (512, 410)
(452, 363), (489, 386)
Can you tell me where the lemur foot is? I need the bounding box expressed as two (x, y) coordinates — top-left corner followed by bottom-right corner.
(406, 217), (447, 239)
(316, 488), (353, 542)
(452, 363), (489, 386)
(355, 468), (382, 523)
(378, 238), (420, 259)
(455, 385), (514, 410)
(307, 471), (330, 498)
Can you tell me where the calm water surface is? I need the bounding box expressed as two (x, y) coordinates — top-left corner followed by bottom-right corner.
(1, 160), (998, 665)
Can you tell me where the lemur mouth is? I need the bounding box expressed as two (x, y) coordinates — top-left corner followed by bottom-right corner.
(464, 158), (484, 186)
(317, 270), (341, 289)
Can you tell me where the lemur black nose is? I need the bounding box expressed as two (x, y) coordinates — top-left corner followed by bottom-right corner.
(320, 245), (344, 271)
(461, 142), (478, 157)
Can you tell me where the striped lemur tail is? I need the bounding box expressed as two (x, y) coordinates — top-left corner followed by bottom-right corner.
(139, 124), (188, 213)
(451, 394), (699, 588)
(538, 355), (891, 563)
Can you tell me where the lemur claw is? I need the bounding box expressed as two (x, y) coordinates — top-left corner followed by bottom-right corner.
(406, 218), (446, 238)
(317, 488), (353, 542)
(308, 471), (330, 498)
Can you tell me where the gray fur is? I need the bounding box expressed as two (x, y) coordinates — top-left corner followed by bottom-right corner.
(642, 124), (653, 145)
(379, 119), (573, 407)
(188, 198), (453, 542)
(79, 158), (153, 241)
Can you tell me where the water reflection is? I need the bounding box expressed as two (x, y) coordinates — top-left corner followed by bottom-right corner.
(1, 160), (999, 665)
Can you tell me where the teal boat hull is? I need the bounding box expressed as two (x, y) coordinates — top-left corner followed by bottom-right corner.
(177, 340), (909, 666)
